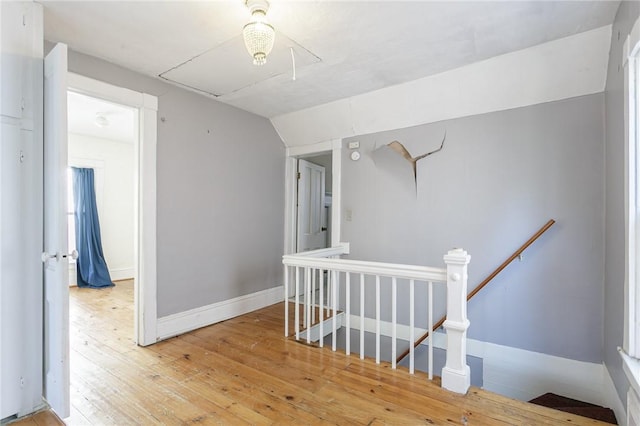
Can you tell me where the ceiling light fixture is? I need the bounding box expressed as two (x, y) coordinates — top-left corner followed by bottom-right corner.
(243, 0), (275, 66)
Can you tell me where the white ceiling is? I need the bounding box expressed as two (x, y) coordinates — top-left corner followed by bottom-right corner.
(68, 91), (136, 143)
(42, 1), (619, 119)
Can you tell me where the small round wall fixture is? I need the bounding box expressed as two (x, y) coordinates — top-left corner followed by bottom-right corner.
(350, 151), (360, 161)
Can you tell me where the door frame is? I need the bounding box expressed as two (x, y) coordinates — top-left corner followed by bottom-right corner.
(67, 72), (158, 346)
(284, 139), (343, 257)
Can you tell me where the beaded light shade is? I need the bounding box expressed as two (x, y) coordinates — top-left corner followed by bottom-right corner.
(243, 0), (275, 66)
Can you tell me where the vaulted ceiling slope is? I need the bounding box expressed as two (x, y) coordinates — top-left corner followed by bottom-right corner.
(42, 1), (619, 119)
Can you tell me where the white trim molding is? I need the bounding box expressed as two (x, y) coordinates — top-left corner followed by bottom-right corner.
(629, 387), (640, 426)
(626, 349), (640, 426)
(478, 344), (605, 409)
(68, 72), (158, 346)
(137, 91), (158, 346)
(156, 286), (284, 341)
(330, 139), (342, 247)
(283, 139), (343, 257)
(623, 15), (640, 360)
(604, 359), (628, 426)
(272, 25), (611, 147)
(300, 313), (345, 342)
(67, 265), (134, 286)
(623, 14), (640, 426)
(109, 268), (134, 281)
(623, 349), (640, 402)
(622, 14), (640, 426)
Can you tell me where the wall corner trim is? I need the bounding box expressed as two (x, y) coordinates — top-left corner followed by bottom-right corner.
(156, 286), (284, 341)
(142, 93), (158, 111)
(603, 363), (627, 426)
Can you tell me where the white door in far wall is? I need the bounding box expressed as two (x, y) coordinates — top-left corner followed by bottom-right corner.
(296, 159), (326, 252)
(43, 42), (70, 418)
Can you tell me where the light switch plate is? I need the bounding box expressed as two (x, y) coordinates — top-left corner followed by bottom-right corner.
(348, 141), (360, 149)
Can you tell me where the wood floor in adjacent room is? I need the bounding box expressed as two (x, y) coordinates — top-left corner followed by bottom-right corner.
(12, 281), (610, 425)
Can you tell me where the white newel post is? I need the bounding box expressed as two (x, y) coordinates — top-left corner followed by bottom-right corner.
(442, 248), (471, 394)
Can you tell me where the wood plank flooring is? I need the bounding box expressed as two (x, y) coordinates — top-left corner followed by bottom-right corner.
(11, 281), (612, 425)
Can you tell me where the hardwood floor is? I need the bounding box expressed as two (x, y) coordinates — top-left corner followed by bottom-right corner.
(7, 410), (64, 426)
(11, 281), (611, 425)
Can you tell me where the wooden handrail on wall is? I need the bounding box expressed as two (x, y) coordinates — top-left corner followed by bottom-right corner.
(395, 219), (556, 365)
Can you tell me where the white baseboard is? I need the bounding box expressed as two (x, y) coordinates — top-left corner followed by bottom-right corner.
(110, 267), (134, 281)
(350, 314), (610, 408)
(67, 264), (133, 286)
(479, 341), (604, 406)
(300, 313), (345, 342)
(629, 388), (640, 426)
(603, 365), (627, 426)
(156, 286), (284, 341)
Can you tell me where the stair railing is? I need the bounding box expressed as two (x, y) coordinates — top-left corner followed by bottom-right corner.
(396, 219), (556, 365)
(282, 244), (472, 394)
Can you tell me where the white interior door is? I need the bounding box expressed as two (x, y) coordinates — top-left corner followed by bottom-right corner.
(43, 43), (70, 419)
(296, 158), (326, 252)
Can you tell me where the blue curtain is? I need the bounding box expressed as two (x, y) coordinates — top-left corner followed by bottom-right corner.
(72, 167), (114, 288)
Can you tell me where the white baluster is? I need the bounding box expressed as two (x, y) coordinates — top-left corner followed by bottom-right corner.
(326, 269), (332, 319)
(346, 272), (351, 355)
(428, 281), (433, 380)
(305, 267), (311, 344)
(360, 273), (365, 360)
(442, 248), (471, 394)
(332, 270), (338, 351)
(375, 275), (380, 364)
(295, 266), (300, 340)
(410, 279), (415, 374)
(303, 269), (308, 329)
(284, 265), (289, 337)
(311, 268), (316, 325)
(334, 256), (341, 316)
(392, 277), (397, 369)
(319, 268), (324, 348)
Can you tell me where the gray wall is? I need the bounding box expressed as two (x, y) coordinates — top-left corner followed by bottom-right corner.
(342, 94), (605, 363)
(604, 0), (640, 406)
(59, 47), (286, 317)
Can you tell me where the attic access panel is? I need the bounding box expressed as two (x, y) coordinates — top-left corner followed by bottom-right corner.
(160, 33), (320, 97)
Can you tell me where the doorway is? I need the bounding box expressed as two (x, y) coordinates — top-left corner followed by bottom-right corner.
(294, 153), (333, 312)
(64, 92), (138, 422)
(296, 154), (332, 253)
(66, 71), (158, 348)
(66, 91), (137, 288)
(284, 140), (342, 258)
(284, 141), (343, 304)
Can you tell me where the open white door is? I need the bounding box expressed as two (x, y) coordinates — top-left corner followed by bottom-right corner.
(296, 158), (326, 252)
(43, 43), (70, 419)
